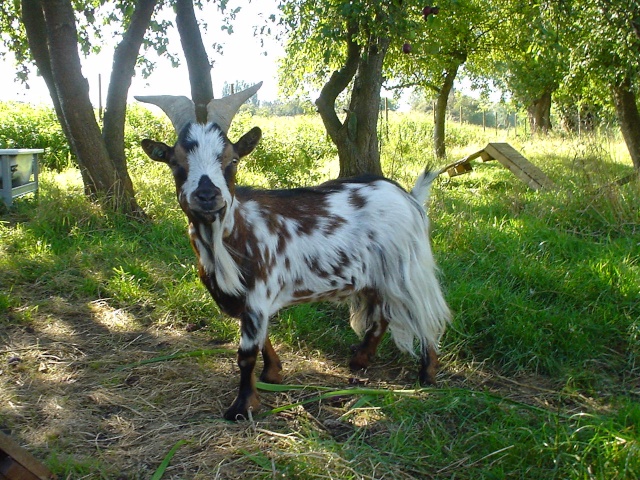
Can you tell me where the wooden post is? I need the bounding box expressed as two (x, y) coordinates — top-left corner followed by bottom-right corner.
(482, 110), (486, 132)
(98, 74), (103, 121)
(577, 104), (581, 138)
(385, 97), (389, 140)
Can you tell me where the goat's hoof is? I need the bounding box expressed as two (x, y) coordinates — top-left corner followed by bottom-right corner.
(224, 393), (261, 421)
(348, 353), (370, 372)
(418, 370), (437, 386)
(349, 342), (372, 371)
(259, 369), (283, 384)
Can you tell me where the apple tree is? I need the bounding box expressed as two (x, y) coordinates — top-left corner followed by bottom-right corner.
(387, 0), (511, 158)
(277, 0), (430, 176)
(559, 0), (640, 170)
(0, 0), (239, 215)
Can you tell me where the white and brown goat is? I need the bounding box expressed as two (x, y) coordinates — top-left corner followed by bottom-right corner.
(137, 84), (451, 420)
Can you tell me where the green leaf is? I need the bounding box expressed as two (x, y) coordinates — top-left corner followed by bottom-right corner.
(150, 440), (188, 480)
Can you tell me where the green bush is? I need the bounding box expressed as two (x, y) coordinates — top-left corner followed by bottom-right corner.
(0, 101), (172, 172)
(0, 101), (71, 171)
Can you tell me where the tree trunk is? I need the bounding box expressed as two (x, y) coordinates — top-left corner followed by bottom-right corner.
(176, 0), (214, 123)
(21, 0), (75, 168)
(433, 62), (461, 159)
(41, 0), (144, 215)
(102, 0), (157, 210)
(612, 77), (640, 170)
(527, 90), (552, 134)
(315, 21), (385, 178)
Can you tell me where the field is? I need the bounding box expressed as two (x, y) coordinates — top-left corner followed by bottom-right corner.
(1, 103), (639, 479)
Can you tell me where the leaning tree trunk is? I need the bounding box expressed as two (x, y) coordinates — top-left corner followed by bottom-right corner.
(103, 0), (158, 175)
(527, 90), (553, 134)
(176, 0), (214, 123)
(612, 77), (640, 170)
(21, 0), (75, 170)
(315, 20), (385, 178)
(433, 60), (463, 159)
(39, 0), (145, 215)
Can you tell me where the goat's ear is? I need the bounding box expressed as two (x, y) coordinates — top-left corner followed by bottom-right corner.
(141, 139), (172, 163)
(235, 127), (262, 158)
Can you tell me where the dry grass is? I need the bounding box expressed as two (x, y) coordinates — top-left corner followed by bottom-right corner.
(2, 290), (596, 479)
(0, 287), (547, 479)
(0, 293), (410, 478)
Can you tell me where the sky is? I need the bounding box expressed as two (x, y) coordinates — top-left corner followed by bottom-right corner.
(0, 0), (284, 107)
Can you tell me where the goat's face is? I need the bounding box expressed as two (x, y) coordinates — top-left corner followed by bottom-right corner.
(142, 123), (261, 222)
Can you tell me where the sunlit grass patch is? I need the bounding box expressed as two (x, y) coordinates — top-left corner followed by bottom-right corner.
(1, 107), (639, 478)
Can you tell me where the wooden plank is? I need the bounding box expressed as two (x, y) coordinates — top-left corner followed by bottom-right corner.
(0, 432), (54, 480)
(447, 162), (473, 177)
(479, 151), (493, 162)
(463, 149), (486, 163)
(0, 457), (41, 480)
(484, 143), (556, 190)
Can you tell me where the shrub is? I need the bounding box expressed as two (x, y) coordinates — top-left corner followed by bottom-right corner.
(0, 101), (71, 171)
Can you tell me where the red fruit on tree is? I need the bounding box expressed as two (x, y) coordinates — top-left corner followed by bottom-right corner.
(432, 6), (440, 14)
(402, 42), (412, 53)
(423, 5), (432, 16)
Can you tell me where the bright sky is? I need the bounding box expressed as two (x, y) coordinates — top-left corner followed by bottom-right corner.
(0, 0), (284, 106)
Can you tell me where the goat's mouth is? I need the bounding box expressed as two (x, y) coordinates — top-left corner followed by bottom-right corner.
(191, 202), (227, 222)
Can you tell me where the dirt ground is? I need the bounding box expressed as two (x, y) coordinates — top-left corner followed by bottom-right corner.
(1, 294), (569, 479)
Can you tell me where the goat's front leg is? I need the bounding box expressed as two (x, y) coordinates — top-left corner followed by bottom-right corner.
(224, 345), (260, 420)
(260, 336), (283, 384)
(224, 312), (265, 421)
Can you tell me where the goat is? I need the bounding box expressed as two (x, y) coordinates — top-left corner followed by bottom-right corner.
(137, 83), (451, 421)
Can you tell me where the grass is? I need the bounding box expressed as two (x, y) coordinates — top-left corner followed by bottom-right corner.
(1, 107), (639, 478)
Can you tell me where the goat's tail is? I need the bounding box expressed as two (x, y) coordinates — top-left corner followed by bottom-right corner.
(410, 168), (441, 205)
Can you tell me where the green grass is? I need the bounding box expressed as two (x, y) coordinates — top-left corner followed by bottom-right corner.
(1, 105), (639, 478)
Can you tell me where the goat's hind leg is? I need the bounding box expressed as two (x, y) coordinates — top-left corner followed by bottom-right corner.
(259, 336), (283, 384)
(349, 291), (388, 371)
(418, 342), (440, 386)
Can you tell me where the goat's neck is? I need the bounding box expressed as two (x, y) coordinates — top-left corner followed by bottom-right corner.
(192, 199), (245, 297)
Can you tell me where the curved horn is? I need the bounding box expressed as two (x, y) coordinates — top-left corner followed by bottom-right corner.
(206, 82), (263, 133)
(134, 95), (196, 134)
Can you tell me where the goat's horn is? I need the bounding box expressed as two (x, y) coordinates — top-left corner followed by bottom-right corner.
(134, 95), (195, 134)
(206, 82), (263, 133)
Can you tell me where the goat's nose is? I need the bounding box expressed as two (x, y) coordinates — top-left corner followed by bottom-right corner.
(194, 176), (221, 207)
(195, 187), (216, 203)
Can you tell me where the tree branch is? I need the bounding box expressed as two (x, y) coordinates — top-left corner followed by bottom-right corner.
(315, 19), (360, 141)
(103, 0), (158, 165)
(176, 0), (213, 122)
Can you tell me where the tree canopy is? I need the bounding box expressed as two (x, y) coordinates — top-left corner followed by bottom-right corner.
(2, 0), (639, 189)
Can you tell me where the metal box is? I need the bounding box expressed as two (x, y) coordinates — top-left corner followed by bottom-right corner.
(0, 149), (43, 206)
